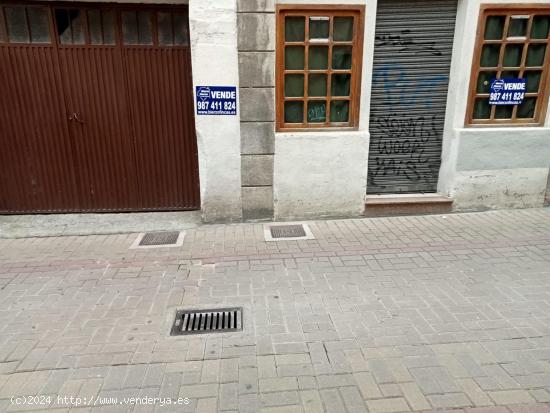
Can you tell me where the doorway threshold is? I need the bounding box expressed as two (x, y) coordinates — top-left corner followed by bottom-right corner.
(0, 211), (201, 239)
(365, 193), (453, 217)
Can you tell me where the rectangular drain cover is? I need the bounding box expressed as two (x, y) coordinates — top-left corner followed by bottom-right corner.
(139, 231), (180, 246)
(270, 224), (306, 238)
(171, 307), (243, 335)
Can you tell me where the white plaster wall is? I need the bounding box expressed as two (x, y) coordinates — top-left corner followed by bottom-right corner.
(451, 168), (549, 210)
(189, 0), (242, 222)
(274, 0), (374, 219)
(438, 0), (550, 210)
(274, 131), (369, 219)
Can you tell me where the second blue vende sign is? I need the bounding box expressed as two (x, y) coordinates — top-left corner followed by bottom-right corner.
(489, 78), (526, 105)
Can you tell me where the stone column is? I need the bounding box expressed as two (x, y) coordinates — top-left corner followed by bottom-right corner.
(237, 0), (276, 220)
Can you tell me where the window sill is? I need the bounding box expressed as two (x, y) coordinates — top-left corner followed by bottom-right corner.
(457, 125), (550, 133)
(275, 129), (368, 139)
(465, 122), (544, 128)
(276, 126), (358, 133)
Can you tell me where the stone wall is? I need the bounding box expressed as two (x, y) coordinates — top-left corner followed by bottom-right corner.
(237, 0), (276, 220)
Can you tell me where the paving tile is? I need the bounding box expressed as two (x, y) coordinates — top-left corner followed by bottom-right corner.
(320, 388), (347, 413)
(260, 390), (299, 407)
(354, 372), (383, 399)
(428, 393), (473, 409)
(400, 382), (431, 411)
(219, 382), (238, 411)
(300, 389), (324, 413)
(366, 397), (411, 413)
(259, 377), (298, 393)
(489, 390), (536, 405)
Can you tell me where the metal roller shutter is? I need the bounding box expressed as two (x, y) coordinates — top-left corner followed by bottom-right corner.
(367, 0), (458, 194)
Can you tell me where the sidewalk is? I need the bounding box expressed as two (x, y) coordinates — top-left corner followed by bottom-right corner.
(0, 208), (550, 412)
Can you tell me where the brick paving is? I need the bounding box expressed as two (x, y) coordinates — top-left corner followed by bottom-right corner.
(0, 208), (550, 412)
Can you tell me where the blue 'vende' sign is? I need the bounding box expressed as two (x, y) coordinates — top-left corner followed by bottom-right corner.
(195, 86), (237, 115)
(489, 78), (526, 105)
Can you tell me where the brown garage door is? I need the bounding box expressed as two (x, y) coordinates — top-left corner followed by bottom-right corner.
(0, 3), (199, 213)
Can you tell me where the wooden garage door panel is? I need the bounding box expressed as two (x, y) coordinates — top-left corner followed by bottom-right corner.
(58, 46), (140, 211)
(125, 47), (199, 210)
(0, 45), (80, 213)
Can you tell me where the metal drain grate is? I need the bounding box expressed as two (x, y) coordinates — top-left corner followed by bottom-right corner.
(171, 307), (243, 335)
(270, 224), (306, 238)
(139, 231), (180, 246)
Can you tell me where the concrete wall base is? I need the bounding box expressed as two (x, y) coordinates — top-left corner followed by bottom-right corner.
(274, 131), (369, 220)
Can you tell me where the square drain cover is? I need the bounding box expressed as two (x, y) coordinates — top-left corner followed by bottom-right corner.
(131, 231), (185, 249)
(139, 231), (180, 246)
(171, 307), (243, 335)
(270, 224), (306, 238)
(264, 223), (315, 241)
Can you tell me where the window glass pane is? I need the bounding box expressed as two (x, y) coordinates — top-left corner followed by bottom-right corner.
(307, 101), (326, 122)
(88, 9), (114, 45)
(309, 46), (328, 69)
(308, 74), (327, 96)
(158, 12), (173, 45)
(28, 8), (51, 43)
(102, 10), (115, 45)
(137, 11), (152, 44)
(500, 70), (519, 79)
(173, 13), (188, 45)
(285, 16), (304, 42)
(88, 10), (102, 44)
(70, 10), (85, 44)
(122, 11), (138, 44)
(502, 44), (523, 67)
(484, 15), (505, 40)
(285, 74), (304, 97)
(332, 46), (352, 69)
(507, 16), (528, 37)
(309, 17), (329, 40)
(517, 97), (537, 118)
(331, 74), (351, 96)
(472, 98), (491, 119)
(334, 17), (353, 41)
(330, 100), (349, 122)
(526, 44), (546, 66)
(285, 46), (304, 69)
(531, 16), (550, 39)
(284, 101), (303, 123)
(480, 44), (500, 67)
(524, 71), (542, 93)
(0, 8), (6, 43)
(55, 9), (71, 44)
(6, 7), (29, 43)
(477, 71), (496, 93)
(494, 105), (513, 119)
(54, 9), (84, 44)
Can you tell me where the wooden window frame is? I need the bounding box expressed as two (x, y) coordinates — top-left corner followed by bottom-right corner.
(276, 4), (365, 132)
(465, 4), (550, 127)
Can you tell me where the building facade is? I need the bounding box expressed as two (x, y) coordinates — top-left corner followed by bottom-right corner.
(0, 0), (549, 222)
